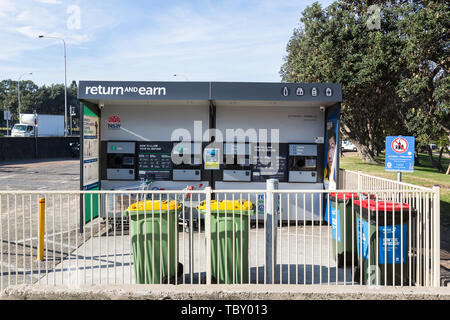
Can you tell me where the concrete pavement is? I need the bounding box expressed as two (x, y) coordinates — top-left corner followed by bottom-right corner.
(2, 283), (450, 300)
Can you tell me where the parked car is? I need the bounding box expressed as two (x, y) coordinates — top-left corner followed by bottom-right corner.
(342, 140), (357, 152)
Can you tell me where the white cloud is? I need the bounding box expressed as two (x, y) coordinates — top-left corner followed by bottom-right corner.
(98, 1), (303, 82)
(0, 0), (16, 19)
(34, 0), (62, 4)
(15, 26), (45, 38)
(1, 0), (335, 85)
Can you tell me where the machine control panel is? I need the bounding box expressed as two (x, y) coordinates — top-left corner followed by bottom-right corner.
(222, 143), (251, 182)
(288, 144), (321, 183)
(172, 142), (203, 181)
(106, 141), (136, 180)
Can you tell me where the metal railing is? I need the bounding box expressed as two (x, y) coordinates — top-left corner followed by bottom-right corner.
(339, 169), (432, 192)
(0, 179), (441, 290)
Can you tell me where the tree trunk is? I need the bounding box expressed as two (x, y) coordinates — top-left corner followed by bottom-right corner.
(446, 163), (450, 175)
(414, 147), (421, 166)
(426, 145), (444, 173)
(353, 140), (378, 164)
(414, 144), (421, 166)
(438, 146), (444, 164)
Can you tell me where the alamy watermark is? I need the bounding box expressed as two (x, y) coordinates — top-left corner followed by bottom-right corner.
(67, 4), (81, 30)
(367, 4), (381, 30)
(171, 121), (280, 175)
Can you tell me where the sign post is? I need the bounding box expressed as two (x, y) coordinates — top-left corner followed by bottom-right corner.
(34, 110), (38, 157)
(4, 110), (11, 136)
(385, 136), (415, 181)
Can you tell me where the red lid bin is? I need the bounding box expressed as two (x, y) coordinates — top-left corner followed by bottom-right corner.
(354, 199), (416, 225)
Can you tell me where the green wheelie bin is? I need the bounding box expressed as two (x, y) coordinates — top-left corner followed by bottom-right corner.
(354, 199), (416, 286)
(124, 200), (183, 284)
(328, 192), (373, 267)
(198, 199), (255, 284)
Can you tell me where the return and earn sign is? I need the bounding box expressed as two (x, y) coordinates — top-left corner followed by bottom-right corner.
(385, 136), (415, 172)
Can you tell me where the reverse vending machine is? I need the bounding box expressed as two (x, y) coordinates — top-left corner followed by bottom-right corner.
(106, 141), (137, 180)
(288, 144), (322, 183)
(78, 81), (342, 223)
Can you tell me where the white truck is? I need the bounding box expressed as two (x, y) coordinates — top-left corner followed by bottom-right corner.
(11, 114), (64, 137)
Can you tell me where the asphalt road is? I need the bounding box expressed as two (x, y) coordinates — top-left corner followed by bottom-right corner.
(0, 158), (102, 290)
(0, 158), (80, 191)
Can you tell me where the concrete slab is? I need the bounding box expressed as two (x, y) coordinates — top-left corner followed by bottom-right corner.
(3, 283), (450, 300)
(39, 225), (354, 286)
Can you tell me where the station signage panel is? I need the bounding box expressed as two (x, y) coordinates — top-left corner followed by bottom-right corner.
(385, 136), (415, 172)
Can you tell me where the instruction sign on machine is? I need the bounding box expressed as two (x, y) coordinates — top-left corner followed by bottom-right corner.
(385, 136), (415, 173)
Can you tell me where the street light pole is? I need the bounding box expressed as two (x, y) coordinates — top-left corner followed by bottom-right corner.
(69, 105), (73, 136)
(39, 35), (68, 137)
(17, 72), (33, 122)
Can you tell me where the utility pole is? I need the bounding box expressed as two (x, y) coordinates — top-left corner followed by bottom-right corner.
(17, 72), (33, 122)
(39, 35), (68, 136)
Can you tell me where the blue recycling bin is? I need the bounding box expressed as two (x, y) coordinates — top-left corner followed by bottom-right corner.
(354, 199), (417, 286)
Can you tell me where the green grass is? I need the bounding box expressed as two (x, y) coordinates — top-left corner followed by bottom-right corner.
(340, 152), (450, 226)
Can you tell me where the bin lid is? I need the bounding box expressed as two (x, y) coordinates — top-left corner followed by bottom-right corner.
(123, 200), (182, 216)
(198, 199), (255, 215)
(354, 199), (411, 212)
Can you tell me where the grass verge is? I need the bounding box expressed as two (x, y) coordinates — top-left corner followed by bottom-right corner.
(339, 152), (450, 226)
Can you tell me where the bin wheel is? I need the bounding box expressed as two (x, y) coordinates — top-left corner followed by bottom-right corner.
(177, 263), (184, 277)
(162, 275), (176, 285)
(354, 266), (361, 283)
(161, 263), (184, 285)
(200, 275), (218, 284)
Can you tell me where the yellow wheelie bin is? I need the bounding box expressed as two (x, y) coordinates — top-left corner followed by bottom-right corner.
(198, 199), (255, 284)
(124, 200), (183, 284)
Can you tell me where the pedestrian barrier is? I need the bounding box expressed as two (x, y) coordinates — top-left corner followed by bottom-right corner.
(0, 173), (441, 290)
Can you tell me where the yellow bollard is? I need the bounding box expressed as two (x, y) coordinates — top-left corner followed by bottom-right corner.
(37, 198), (45, 261)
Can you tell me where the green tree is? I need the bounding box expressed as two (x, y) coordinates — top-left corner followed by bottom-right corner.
(396, 0), (449, 172)
(0, 79), (79, 131)
(281, 1), (406, 163)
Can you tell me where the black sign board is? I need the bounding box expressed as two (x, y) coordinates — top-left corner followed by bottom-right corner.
(251, 143), (288, 182)
(78, 81), (342, 102)
(137, 142), (173, 181)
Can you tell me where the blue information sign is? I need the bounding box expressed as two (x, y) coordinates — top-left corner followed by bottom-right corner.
(385, 136), (415, 172)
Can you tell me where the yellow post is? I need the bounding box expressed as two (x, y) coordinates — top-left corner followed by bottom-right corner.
(38, 198), (45, 261)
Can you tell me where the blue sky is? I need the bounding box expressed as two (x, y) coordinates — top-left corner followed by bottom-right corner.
(1, 0), (334, 86)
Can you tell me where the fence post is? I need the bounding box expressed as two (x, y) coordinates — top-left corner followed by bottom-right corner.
(432, 186), (440, 287)
(205, 187), (212, 285)
(37, 198), (45, 261)
(266, 179), (278, 284)
(357, 171), (362, 190)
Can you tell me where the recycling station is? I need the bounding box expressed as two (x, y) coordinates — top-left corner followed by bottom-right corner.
(77, 81), (342, 224)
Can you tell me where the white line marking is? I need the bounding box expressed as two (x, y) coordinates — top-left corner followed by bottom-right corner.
(0, 175), (16, 180)
(16, 229), (79, 243)
(0, 261), (40, 279)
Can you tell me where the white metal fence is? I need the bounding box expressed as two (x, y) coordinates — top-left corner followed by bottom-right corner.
(339, 169), (433, 192)
(0, 176), (441, 290)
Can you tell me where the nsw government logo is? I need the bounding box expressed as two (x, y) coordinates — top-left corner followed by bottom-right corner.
(108, 115), (121, 129)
